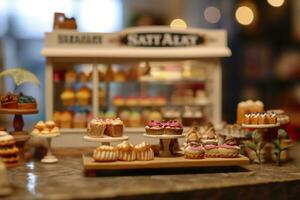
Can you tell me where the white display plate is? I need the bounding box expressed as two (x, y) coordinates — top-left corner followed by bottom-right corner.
(143, 133), (185, 139)
(241, 123), (280, 129)
(31, 133), (60, 138)
(83, 135), (128, 143)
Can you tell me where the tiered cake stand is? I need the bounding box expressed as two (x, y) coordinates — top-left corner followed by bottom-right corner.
(143, 134), (184, 157)
(31, 133), (60, 163)
(0, 108), (38, 161)
(83, 135), (128, 146)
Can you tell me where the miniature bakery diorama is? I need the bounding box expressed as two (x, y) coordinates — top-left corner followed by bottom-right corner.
(0, 3), (300, 199)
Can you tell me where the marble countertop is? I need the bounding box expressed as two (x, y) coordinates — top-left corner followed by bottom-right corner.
(3, 154), (300, 200)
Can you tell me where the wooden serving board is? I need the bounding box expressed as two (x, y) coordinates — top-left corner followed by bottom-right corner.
(83, 155), (249, 171)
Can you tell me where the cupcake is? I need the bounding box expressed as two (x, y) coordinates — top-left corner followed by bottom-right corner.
(218, 138), (240, 158)
(105, 118), (124, 137)
(65, 70), (77, 84)
(243, 113), (251, 124)
(134, 142), (154, 161)
(87, 118), (106, 138)
(119, 110), (130, 127)
(0, 93), (18, 109)
(105, 111), (116, 119)
(17, 93), (37, 109)
(117, 141), (136, 161)
(129, 111), (141, 127)
(93, 145), (118, 162)
(153, 96), (166, 106)
(145, 120), (164, 135)
(266, 112), (277, 124)
(73, 113), (87, 128)
(35, 121), (46, 131)
(78, 71), (89, 83)
(76, 87), (91, 106)
(45, 121), (56, 129)
(53, 111), (61, 127)
(164, 120), (183, 135)
(148, 111), (162, 121)
(60, 112), (73, 128)
(125, 96), (138, 106)
(184, 143), (205, 159)
(140, 96), (152, 107)
(0, 131), (19, 164)
(60, 88), (75, 106)
(113, 96), (125, 107)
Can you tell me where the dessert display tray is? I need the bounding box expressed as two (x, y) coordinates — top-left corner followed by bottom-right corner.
(83, 155), (249, 175)
(83, 135), (129, 143)
(0, 108), (38, 114)
(241, 123), (280, 129)
(143, 133), (185, 139)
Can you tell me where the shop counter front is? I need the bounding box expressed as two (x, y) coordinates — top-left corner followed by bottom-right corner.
(4, 149), (300, 200)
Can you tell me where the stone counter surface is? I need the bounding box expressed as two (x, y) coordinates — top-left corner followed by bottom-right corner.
(3, 156), (300, 200)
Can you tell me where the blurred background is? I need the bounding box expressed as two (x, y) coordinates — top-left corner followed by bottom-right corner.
(0, 0), (299, 135)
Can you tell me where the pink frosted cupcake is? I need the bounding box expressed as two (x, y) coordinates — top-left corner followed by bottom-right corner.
(164, 120), (183, 135)
(145, 120), (164, 135)
(184, 143), (205, 159)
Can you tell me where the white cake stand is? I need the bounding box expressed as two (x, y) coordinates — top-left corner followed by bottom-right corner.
(83, 135), (128, 145)
(31, 133), (60, 163)
(241, 123), (280, 129)
(143, 134), (184, 157)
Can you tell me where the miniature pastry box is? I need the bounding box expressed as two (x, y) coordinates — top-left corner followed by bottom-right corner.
(42, 26), (249, 174)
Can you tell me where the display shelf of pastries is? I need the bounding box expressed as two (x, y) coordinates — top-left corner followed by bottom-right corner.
(83, 155), (249, 175)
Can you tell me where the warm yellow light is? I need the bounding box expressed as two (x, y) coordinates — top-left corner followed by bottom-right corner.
(235, 6), (254, 26)
(267, 0), (284, 7)
(170, 18), (187, 29)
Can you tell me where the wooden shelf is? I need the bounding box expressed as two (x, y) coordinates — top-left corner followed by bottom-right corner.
(0, 108), (38, 115)
(83, 155), (249, 171)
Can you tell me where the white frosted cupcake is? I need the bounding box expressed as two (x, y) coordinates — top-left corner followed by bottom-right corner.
(117, 141), (136, 161)
(134, 142), (154, 161)
(93, 145), (118, 162)
(87, 118), (106, 138)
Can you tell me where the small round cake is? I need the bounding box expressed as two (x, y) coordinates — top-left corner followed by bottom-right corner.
(135, 142), (154, 161)
(76, 87), (91, 106)
(0, 131), (19, 164)
(184, 143), (205, 159)
(164, 120), (183, 135)
(60, 88), (75, 106)
(93, 145), (118, 162)
(117, 141), (136, 161)
(218, 138), (240, 158)
(87, 118), (106, 138)
(145, 120), (164, 135)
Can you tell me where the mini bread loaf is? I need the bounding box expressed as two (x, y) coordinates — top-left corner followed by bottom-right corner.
(117, 141), (136, 161)
(93, 145), (118, 162)
(134, 142), (154, 161)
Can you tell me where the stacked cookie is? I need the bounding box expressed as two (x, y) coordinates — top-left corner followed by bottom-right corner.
(0, 131), (19, 165)
(93, 141), (154, 162)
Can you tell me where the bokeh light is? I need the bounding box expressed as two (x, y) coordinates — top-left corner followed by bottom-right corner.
(204, 6), (221, 24)
(267, 0), (285, 7)
(170, 18), (187, 29)
(235, 6), (254, 26)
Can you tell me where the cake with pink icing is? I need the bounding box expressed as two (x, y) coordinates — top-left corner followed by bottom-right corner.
(145, 120), (164, 135)
(164, 120), (183, 135)
(218, 138), (240, 158)
(184, 142), (205, 159)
